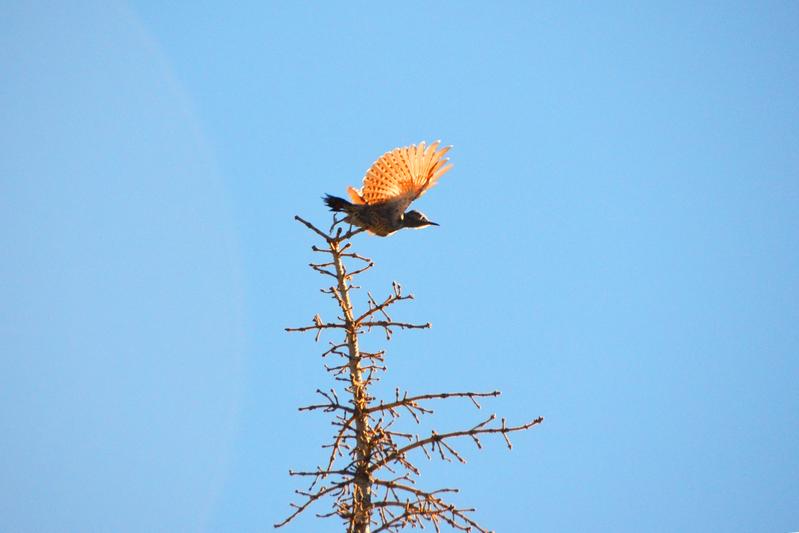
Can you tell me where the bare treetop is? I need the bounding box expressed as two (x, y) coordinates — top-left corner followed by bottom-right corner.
(278, 216), (543, 533)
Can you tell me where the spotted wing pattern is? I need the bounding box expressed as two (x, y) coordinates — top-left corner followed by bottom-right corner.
(347, 141), (453, 209)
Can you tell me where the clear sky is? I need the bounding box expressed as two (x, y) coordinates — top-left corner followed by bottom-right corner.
(2, 2), (797, 532)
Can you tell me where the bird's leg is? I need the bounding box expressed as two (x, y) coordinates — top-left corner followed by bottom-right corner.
(329, 214), (345, 234)
(330, 215), (358, 238)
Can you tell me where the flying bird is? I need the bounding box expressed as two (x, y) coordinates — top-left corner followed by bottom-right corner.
(323, 141), (453, 237)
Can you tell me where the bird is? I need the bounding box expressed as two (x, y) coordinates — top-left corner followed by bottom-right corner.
(323, 141), (453, 237)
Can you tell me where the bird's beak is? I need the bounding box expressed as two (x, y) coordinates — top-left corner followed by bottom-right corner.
(428, 221), (440, 227)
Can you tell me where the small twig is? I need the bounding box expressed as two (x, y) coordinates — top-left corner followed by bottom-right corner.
(294, 215), (331, 241)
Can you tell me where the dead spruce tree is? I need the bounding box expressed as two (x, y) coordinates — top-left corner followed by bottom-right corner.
(276, 216), (543, 533)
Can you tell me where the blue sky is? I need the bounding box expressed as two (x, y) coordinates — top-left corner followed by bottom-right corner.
(2, 2), (797, 532)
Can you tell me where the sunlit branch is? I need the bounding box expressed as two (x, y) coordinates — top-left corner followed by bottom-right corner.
(367, 390), (501, 415)
(274, 477), (354, 528)
(369, 415), (544, 474)
(278, 214), (543, 532)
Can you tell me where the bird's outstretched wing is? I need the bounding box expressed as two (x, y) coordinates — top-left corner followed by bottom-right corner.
(347, 141), (453, 208)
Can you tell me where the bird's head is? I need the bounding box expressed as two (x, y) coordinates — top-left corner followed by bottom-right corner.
(402, 210), (439, 229)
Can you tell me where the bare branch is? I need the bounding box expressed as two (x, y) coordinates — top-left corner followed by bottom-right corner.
(369, 415), (544, 474)
(360, 320), (430, 330)
(367, 390), (501, 415)
(299, 389), (354, 414)
(354, 290), (414, 324)
(295, 215), (366, 242)
(294, 215), (331, 241)
(280, 214), (543, 532)
(274, 477), (354, 528)
(285, 322), (346, 333)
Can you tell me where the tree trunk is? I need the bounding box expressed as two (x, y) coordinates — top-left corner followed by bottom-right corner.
(331, 241), (372, 533)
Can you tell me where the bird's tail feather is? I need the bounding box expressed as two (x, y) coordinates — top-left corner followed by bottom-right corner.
(323, 194), (354, 213)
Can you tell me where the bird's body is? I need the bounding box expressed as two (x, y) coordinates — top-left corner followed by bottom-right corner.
(324, 141), (453, 236)
(323, 195), (409, 236)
